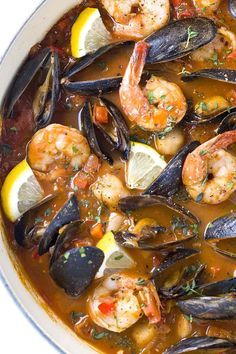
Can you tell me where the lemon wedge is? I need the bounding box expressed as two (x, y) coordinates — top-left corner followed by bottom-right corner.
(71, 7), (112, 58)
(126, 142), (167, 190)
(1, 160), (44, 222)
(96, 231), (136, 279)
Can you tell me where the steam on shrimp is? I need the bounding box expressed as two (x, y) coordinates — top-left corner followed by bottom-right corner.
(27, 123), (90, 180)
(100, 0), (170, 39)
(120, 41), (187, 132)
(182, 131), (236, 204)
(88, 273), (161, 333)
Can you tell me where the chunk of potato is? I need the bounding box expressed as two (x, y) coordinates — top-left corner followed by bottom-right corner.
(177, 314), (192, 339)
(132, 323), (157, 347)
(155, 128), (185, 156)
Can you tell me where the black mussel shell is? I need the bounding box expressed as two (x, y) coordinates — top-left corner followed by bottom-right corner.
(197, 278), (236, 296)
(50, 246), (104, 297)
(119, 195), (199, 224)
(62, 76), (122, 95)
(63, 42), (132, 79)
(49, 220), (82, 267)
(204, 213), (236, 258)
(151, 248), (199, 279)
(101, 97), (130, 159)
(182, 69), (236, 84)
(2, 48), (51, 118)
(216, 112), (236, 134)
(38, 194), (80, 256)
(178, 296), (236, 320)
(115, 227), (195, 252)
(145, 18), (217, 64)
(2, 48), (60, 129)
(184, 105), (236, 126)
(33, 50), (60, 129)
(164, 336), (236, 354)
(80, 100), (113, 164)
(228, 0), (236, 18)
(14, 195), (54, 248)
(80, 98), (130, 163)
(159, 264), (205, 299)
(144, 141), (200, 197)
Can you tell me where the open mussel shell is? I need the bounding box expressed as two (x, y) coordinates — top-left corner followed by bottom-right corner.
(80, 100), (113, 164)
(2, 47), (60, 129)
(145, 17), (217, 64)
(50, 246), (104, 297)
(119, 195), (199, 224)
(101, 97), (130, 159)
(62, 76), (122, 95)
(38, 194), (80, 256)
(80, 98), (130, 163)
(178, 296), (236, 320)
(144, 141), (200, 197)
(63, 42), (131, 79)
(184, 105), (236, 126)
(151, 248), (199, 279)
(3, 48), (51, 117)
(33, 50), (60, 129)
(49, 220), (82, 267)
(204, 213), (236, 258)
(182, 69), (236, 84)
(197, 277), (236, 296)
(216, 112), (236, 134)
(164, 336), (236, 354)
(159, 264), (205, 299)
(14, 194), (54, 249)
(228, 0), (236, 19)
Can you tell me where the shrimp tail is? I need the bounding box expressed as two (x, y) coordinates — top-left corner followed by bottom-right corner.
(123, 41), (149, 87)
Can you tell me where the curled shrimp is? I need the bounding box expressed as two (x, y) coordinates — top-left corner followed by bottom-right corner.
(27, 123), (90, 180)
(120, 41), (187, 132)
(182, 131), (236, 204)
(99, 0), (170, 39)
(88, 273), (161, 333)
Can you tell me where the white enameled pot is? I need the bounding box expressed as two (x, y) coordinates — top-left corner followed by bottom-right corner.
(0, 1), (98, 353)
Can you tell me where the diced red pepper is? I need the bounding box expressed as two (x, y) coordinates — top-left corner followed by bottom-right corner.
(32, 247), (40, 260)
(98, 302), (116, 315)
(73, 171), (89, 189)
(228, 50), (236, 59)
(94, 105), (109, 124)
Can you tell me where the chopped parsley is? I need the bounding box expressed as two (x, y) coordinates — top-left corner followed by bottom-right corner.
(136, 278), (147, 286)
(147, 91), (156, 104)
(79, 247), (86, 258)
(72, 145), (79, 153)
(185, 26), (199, 48)
(70, 311), (86, 324)
(91, 329), (108, 340)
(44, 208), (52, 216)
(34, 216), (43, 224)
(114, 254), (124, 261)
(195, 193), (203, 202)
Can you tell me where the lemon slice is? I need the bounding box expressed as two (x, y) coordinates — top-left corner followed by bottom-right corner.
(1, 160), (44, 222)
(126, 142), (167, 190)
(96, 231), (136, 279)
(71, 7), (112, 58)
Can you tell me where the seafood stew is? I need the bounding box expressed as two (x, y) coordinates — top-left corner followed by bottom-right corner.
(2, 0), (236, 353)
